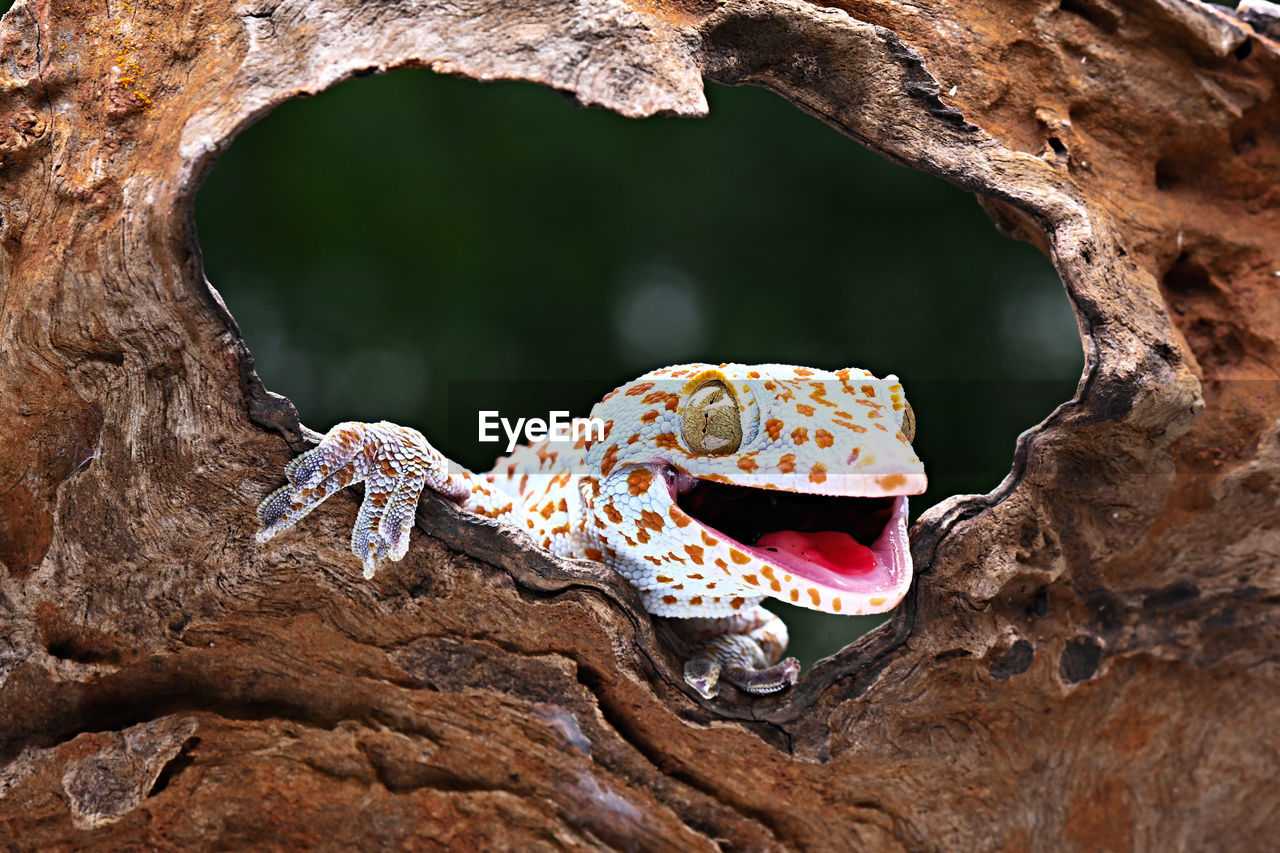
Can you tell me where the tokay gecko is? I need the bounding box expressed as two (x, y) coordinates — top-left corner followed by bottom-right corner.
(257, 363), (926, 698)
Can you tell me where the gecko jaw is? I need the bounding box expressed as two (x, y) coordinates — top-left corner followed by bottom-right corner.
(670, 474), (915, 610)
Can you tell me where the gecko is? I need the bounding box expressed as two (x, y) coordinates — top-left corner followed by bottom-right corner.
(256, 363), (926, 698)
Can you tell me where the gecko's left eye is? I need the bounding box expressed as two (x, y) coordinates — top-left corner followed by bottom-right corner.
(901, 401), (916, 442)
(681, 380), (742, 456)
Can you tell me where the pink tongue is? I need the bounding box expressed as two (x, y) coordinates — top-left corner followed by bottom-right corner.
(755, 530), (877, 575)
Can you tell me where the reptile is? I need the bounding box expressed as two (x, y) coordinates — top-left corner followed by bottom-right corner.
(256, 363), (926, 698)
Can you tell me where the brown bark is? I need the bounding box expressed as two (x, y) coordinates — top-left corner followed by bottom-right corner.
(1, 0), (1277, 847)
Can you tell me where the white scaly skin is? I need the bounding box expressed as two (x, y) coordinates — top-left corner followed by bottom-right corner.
(257, 363), (926, 698)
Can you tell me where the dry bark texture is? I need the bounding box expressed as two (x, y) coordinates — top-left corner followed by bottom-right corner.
(1, 0), (1278, 847)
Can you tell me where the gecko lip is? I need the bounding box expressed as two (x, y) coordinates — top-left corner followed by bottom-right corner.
(672, 476), (912, 599)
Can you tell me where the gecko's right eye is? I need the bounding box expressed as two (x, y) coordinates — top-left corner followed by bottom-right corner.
(681, 380), (743, 456)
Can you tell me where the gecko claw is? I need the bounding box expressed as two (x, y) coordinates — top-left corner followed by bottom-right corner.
(684, 659), (721, 699)
(726, 656), (800, 695)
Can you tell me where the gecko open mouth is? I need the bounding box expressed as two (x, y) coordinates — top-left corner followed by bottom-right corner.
(672, 475), (912, 596)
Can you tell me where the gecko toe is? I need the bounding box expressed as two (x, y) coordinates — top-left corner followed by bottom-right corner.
(725, 657), (800, 695)
(683, 658), (721, 699)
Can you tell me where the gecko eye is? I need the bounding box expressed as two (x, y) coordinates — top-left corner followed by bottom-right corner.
(682, 380), (743, 455)
(900, 401), (916, 442)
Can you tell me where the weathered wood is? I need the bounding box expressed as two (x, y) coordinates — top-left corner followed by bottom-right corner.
(1, 0), (1277, 847)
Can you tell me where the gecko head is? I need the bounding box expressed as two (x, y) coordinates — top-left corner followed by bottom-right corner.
(582, 364), (926, 617)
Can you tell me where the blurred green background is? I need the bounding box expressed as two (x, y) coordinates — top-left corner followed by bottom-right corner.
(196, 69), (1082, 664)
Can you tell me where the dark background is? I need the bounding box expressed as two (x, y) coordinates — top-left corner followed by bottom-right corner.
(196, 70), (1083, 664)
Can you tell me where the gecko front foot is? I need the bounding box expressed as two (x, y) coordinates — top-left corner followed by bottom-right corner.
(676, 605), (799, 698)
(683, 637), (800, 698)
(725, 656), (801, 695)
(256, 421), (466, 577)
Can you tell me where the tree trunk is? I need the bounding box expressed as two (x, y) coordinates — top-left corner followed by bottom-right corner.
(1, 0), (1277, 847)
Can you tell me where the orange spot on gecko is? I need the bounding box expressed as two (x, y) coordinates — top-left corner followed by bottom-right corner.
(737, 456), (758, 473)
(878, 473), (907, 490)
(834, 419), (867, 433)
(741, 574), (759, 586)
(809, 385), (836, 407)
(815, 429), (834, 448)
(635, 527), (651, 543)
(715, 558), (728, 571)
(808, 588), (821, 606)
(777, 454), (796, 473)
(641, 410), (659, 424)
(601, 444), (620, 476)
(791, 427), (808, 445)
(663, 594), (677, 604)
(765, 418), (784, 440)
(790, 589), (800, 602)
(684, 544), (704, 564)
(656, 574), (674, 583)
(655, 433), (680, 450)
(796, 404), (815, 416)
(869, 596), (887, 606)
(539, 502), (556, 520)
(702, 531), (719, 546)
(639, 509), (664, 531)
(832, 598), (842, 612)
(730, 597), (745, 610)
(809, 464), (827, 484)
(584, 548), (603, 562)
(628, 468), (653, 496)
(603, 504), (623, 523)
(626, 382), (655, 396)
(668, 505), (693, 527)
(689, 595), (703, 606)
(729, 549), (751, 565)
